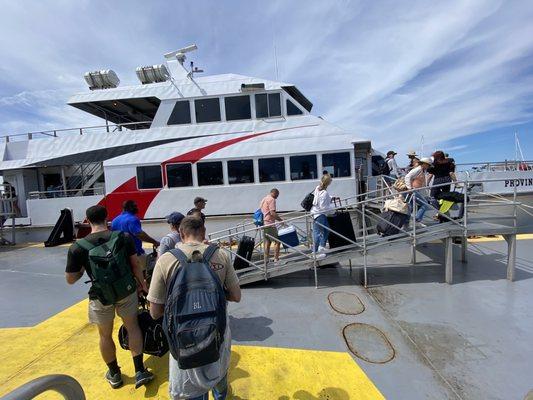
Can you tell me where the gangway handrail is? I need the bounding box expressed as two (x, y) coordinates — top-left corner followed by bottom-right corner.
(0, 374), (85, 400)
(212, 176), (519, 287)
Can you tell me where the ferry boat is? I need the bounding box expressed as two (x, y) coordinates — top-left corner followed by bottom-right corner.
(1, 45), (532, 238)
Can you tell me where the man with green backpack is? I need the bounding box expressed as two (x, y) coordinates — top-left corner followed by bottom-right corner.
(65, 205), (155, 389)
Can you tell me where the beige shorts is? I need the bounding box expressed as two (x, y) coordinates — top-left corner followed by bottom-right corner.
(263, 225), (278, 243)
(88, 292), (138, 325)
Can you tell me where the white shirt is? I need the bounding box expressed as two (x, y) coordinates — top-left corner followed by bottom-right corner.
(404, 166), (429, 194)
(310, 186), (334, 219)
(386, 157), (399, 176)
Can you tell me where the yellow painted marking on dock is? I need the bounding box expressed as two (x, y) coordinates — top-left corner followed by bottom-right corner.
(0, 301), (384, 400)
(468, 234), (533, 243)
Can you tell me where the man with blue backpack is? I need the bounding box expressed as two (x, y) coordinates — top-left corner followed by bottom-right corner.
(147, 216), (241, 400)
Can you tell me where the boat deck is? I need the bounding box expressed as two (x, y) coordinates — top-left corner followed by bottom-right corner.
(1, 237), (533, 399)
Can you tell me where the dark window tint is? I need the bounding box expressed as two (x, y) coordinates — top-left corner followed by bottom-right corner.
(225, 95), (251, 121)
(290, 155), (317, 181)
(286, 99), (303, 115)
(323, 152), (351, 177)
(167, 164), (193, 188)
(167, 101), (191, 125)
(268, 93), (281, 116)
(197, 161), (223, 186)
(255, 93), (281, 118)
(137, 166), (162, 189)
(259, 157), (286, 182)
(194, 98), (221, 123)
(228, 160), (254, 184)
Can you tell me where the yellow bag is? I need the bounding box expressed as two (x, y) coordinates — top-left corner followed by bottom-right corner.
(393, 177), (408, 192)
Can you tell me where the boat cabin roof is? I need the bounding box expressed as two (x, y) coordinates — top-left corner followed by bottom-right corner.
(68, 73), (312, 125)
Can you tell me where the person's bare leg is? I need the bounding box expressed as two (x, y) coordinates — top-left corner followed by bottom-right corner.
(121, 313), (143, 356)
(97, 321), (116, 363)
(264, 239), (271, 261)
(274, 242), (280, 261)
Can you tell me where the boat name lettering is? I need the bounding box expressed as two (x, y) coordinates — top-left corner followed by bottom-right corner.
(504, 178), (533, 187)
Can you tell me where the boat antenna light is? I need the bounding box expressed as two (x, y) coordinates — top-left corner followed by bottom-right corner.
(84, 70), (120, 90)
(136, 64), (170, 84)
(164, 44), (198, 64)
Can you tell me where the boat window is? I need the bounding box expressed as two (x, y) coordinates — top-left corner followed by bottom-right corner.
(259, 157), (286, 182)
(286, 99), (303, 116)
(255, 93), (282, 118)
(225, 95), (251, 121)
(137, 165), (162, 189)
(194, 98), (221, 123)
(290, 155), (317, 181)
(167, 100), (191, 125)
(166, 163), (193, 188)
(228, 160), (254, 184)
(197, 161), (223, 186)
(323, 152), (351, 177)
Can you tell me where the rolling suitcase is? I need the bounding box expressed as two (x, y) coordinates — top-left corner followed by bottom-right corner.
(234, 235), (255, 270)
(377, 210), (409, 237)
(327, 200), (356, 248)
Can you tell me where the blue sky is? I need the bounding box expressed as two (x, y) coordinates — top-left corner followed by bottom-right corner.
(0, 0), (532, 166)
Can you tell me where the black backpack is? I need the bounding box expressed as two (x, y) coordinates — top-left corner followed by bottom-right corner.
(301, 192), (315, 211)
(118, 297), (169, 357)
(379, 160), (391, 176)
(163, 245), (227, 369)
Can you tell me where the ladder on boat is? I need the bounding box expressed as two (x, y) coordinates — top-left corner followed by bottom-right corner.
(208, 177), (519, 287)
(0, 183), (17, 245)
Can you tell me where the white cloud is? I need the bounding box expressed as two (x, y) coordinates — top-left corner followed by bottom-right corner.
(0, 0), (532, 161)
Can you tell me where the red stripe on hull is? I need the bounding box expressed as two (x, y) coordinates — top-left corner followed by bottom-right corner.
(99, 125), (316, 219)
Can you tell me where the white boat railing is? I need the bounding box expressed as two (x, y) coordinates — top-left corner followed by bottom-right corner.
(456, 160), (533, 172)
(28, 187), (105, 200)
(2, 120), (153, 142)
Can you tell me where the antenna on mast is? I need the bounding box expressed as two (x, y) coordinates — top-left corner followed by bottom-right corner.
(273, 36), (279, 81)
(515, 132), (525, 162)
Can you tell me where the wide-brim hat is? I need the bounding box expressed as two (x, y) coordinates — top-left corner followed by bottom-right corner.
(418, 157), (433, 165)
(406, 150), (418, 157)
(194, 196), (207, 204)
(386, 150), (397, 157)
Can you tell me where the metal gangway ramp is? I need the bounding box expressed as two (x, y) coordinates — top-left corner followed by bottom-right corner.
(208, 177), (519, 287)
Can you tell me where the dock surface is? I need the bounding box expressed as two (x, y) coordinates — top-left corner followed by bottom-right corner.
(1, 237), (532, 399)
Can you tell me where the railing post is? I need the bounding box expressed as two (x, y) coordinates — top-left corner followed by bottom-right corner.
(5, 135), (9, 143)
(411, 192), (417, 264)
(463, 178), (468, 237)
(79, 128), (83, 135)
(53, 130), (57, 137)
(27, 133), (32, 140)
(362, 203), (368, 287)
(310, 215), (318, 289)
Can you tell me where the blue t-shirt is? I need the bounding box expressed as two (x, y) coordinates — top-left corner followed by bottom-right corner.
(111, 211), (144, 255)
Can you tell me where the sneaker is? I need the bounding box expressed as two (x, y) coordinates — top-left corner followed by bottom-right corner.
(415, 222), (427, 228)
(317, 246), (327, 254)
(105, 370), (123, 389)
(315, 252), (327, 260)
(135, 369), (154, 389)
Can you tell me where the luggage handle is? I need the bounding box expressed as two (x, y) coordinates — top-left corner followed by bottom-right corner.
(332, 197), (341, 207)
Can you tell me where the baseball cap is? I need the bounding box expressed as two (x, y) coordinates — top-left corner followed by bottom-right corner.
(194, 197), (207, 204)
(166, 212), (185, 226)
